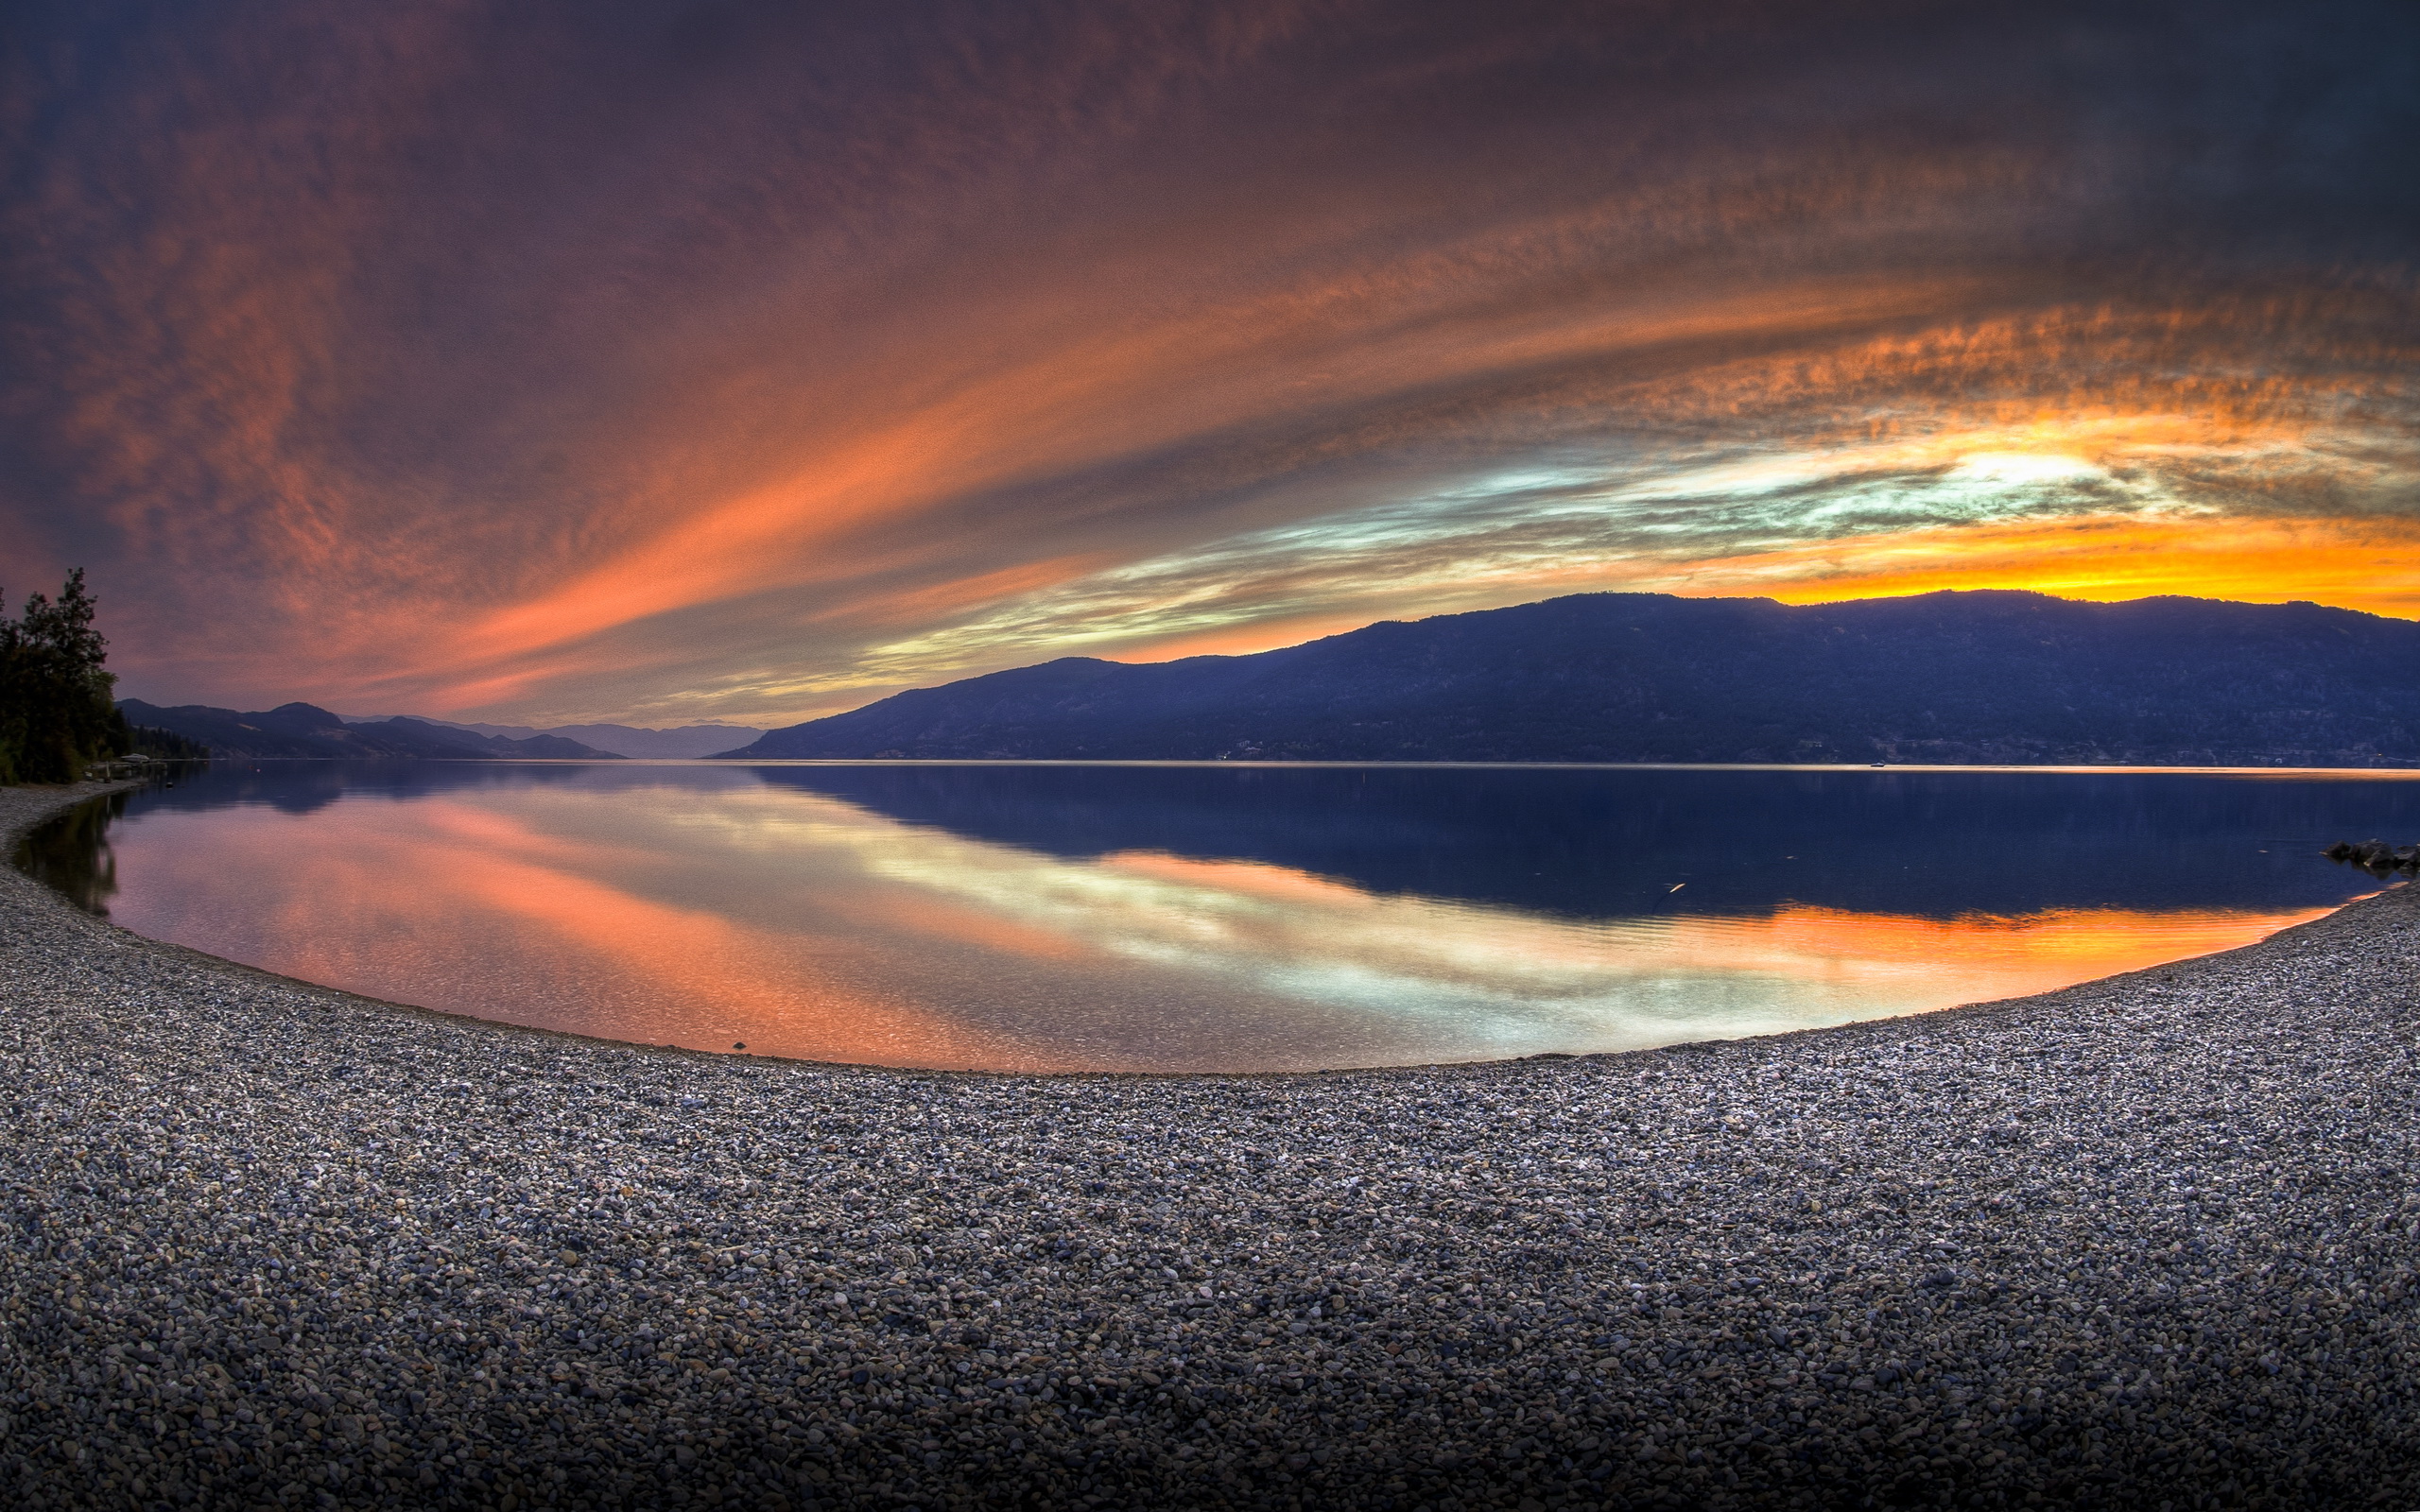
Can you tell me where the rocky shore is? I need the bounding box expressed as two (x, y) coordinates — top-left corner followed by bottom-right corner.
(4, 780), (2415, 1511)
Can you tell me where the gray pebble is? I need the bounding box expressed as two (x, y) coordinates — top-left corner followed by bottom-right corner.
(3, 779), (2415, 1509)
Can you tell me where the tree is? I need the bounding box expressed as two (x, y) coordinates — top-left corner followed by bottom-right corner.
(0, 569), (125, 784)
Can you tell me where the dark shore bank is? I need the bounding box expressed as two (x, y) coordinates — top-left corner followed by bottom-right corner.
(3, 780), (2414, 1511)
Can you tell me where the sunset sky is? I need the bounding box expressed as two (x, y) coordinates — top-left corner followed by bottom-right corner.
(4, 0), (2415, 726)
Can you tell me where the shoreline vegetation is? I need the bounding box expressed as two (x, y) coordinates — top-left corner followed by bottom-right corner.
(0, 572), (125, 784)
(4, 780), (2416, 1509)
(0, 570), (200, 782)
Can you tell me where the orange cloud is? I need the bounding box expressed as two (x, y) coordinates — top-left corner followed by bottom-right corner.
(6, 4), (2413, 721)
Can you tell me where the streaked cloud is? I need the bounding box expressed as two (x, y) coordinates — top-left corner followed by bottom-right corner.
(2, 1), (2412, 721)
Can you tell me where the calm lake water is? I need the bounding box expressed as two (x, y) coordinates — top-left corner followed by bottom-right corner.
(19, 762), (2420, 1072)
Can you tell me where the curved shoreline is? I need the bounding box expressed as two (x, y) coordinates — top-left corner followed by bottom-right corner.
(8, 778), (2368, 1082)
(4, 779), (2416, 1509)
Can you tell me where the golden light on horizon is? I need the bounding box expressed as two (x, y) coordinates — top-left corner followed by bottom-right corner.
(1694, 513), (2420, 617)
(0, 4), (2411, 725)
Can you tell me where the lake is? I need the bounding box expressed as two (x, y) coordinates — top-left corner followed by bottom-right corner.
(18, 762), (2419, 1072)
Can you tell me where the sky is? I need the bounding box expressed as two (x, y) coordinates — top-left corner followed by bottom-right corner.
(3, 0), (2415, 727)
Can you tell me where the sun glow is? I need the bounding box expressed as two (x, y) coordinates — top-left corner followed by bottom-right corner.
(6, 3), (2412, 722)
(1689, 513), (2420, 614)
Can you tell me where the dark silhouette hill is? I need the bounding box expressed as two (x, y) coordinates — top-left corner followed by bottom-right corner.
(115, 701), (621, 760)
(337, 716), (766, 757)
(719, 591), (2420, 766)
(486, 722), (763, 758)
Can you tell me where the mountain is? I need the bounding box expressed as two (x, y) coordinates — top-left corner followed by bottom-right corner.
(539, 723), (768, 758)
(116, 701), (623, 760)
(338, 716), (766, 758)
(718, 591), (2420, 766)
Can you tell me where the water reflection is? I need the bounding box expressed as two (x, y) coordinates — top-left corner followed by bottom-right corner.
(18, 762), (2417, 1072)
(16, 785), (126, 915)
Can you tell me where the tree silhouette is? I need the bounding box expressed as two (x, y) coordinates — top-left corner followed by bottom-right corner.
(1, 569), (126, 784)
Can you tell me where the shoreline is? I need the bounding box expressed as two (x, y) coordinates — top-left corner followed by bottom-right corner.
(11, 775), (2394, 1082)
(4, 779), (2416, 1508)
(98, 755), (2420, 770)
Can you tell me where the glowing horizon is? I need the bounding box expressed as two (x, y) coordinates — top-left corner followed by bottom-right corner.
(3, 3), (2413, 727)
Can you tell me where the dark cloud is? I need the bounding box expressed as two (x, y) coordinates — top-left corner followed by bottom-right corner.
(2, 0), (2413, 718)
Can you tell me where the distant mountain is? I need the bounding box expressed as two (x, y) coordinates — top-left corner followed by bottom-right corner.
(718, 591), (2420, 766)
(338, 715), (765, 758)
(117, 701), (623, 760)
(543, 723), (767, 758)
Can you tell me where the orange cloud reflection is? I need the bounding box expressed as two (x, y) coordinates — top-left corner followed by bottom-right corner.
(1689, 900), (2337, 1006)
(120, 799), (1059, 1071)
(1091, 851), (2335, 1039)
(107, 776), (2345, 1074)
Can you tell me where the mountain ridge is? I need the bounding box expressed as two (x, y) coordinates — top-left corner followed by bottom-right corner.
(717, 590), (2420, 766)
(116, 701), (625, 761)
(337, 716), (767, 758)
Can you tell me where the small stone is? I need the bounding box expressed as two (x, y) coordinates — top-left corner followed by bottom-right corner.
(1, 777), (2411, 1508)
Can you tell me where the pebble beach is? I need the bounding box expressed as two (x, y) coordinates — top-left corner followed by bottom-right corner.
(3, 779), (2415, 1511)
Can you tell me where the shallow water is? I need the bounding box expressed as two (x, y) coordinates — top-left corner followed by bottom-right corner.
(19, 761), (2419, 1072)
